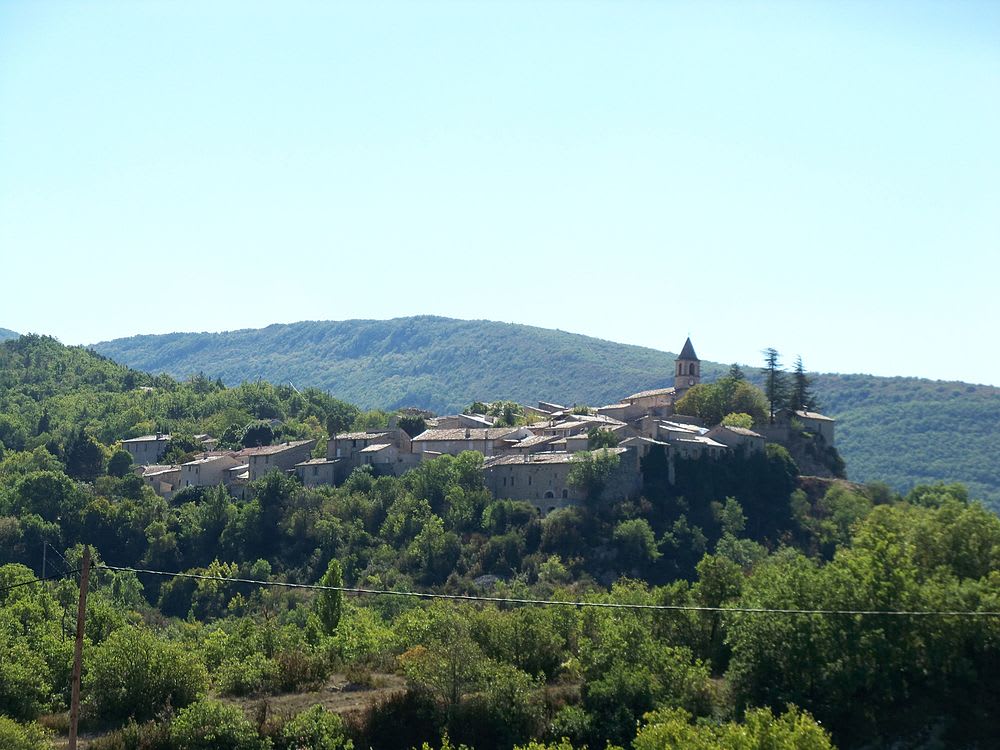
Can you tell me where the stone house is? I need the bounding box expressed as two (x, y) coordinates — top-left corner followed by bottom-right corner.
(705, 425), (766, 455)
(483, 446), (641, 515)
(138, 464), (181, 498)
(179, 453), (245, 490)
(295, 457), (341, 487)
(410, 426), (530, 457)
(121, 434), (171, 465)
(777, 409), (836, 445)
(327, 426), (415, 479)
(241, 439), (317, 481)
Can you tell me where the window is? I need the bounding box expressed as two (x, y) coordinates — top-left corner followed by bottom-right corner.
(561, 489), (569, 499)
(544, 490), (554, 499)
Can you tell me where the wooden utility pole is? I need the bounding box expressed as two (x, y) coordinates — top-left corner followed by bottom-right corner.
(68, 545), (91, 750)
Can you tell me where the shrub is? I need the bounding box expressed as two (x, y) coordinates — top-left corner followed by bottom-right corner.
(87, 720), (172, 750)
(0, 642), (53, 720)
(0, 717), (51, 750)
(273, 648), (331, 693)
(85, 627), (208, 723)
(278, 705), (353, 750)
(170, 699), (269, 750)
(215, 653), (279, 697)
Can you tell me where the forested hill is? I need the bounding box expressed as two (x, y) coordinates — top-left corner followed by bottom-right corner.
(92, 317), (1000, 505)
(0, 328), (18, 342)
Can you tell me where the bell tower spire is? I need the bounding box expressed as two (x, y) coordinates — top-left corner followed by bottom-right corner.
(674, 337), (700, 397)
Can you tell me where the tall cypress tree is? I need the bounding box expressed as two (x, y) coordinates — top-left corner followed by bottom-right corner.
(789, 356), (818, 412)
(761, 348), (788, 424)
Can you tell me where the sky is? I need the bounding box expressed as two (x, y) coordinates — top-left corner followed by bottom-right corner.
(1, 1), (998, 385)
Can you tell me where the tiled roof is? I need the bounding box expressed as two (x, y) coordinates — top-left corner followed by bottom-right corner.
(483, 446), (627, 468)
(625, 387), (675, 401)
(412, 428), (520, 441)
(141, 464), (179, 476)
(511, 435), (558, 448)
(238, 440), (314, 457)
(675, 436), (728, 448)
(620, 436), (669, 446)
(795, 410), (835, 422)
(719, 426), (762, 437)
(334, 431), (389, 441)
(181, 454), (233, 466)
(122, 434), (170, 443)
(360, 443), (392, 453)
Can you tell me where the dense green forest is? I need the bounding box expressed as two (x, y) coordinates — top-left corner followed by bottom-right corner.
(0, 334), (998, 749)
(90, 317), (1000, 505)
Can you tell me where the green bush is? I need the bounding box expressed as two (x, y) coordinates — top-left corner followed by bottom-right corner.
(0, 642), (53, 720)
(0, 717), (50, 750)
(278, 705), (353, 750)
(170, 699), (270, 750)
(85, 627), (208, 723)
(215, 653), (279, 697)
(87, 720), (172, 750)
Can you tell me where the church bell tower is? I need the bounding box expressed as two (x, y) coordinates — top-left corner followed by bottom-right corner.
(674, 337), (700, 397)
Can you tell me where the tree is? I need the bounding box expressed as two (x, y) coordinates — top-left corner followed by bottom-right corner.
(85, 627), (207, 722)
(721, 412), (753, 430)
(789, 356), (818, 412)
(163, 433), (201, 464)
(587, 427), (619, 449)
(106, 449), (133, 478)
(315, 558), (344, 636)
(760, 348), (788, 424)
(398, 414), (427, 438)
(241, 420), (275, 448)
(399, 611), (488, 717)
(567, 450), (620, 507)
(64, 426), (104, 481)
(675, 379), (768, 427)
(170, 699), (268, 750)
(613, 519), (661, 570)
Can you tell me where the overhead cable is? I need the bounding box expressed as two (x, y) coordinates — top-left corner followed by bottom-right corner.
(98, 564), (1000, 618)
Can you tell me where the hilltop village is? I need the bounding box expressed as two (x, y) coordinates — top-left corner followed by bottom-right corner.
(128, 339), (838, 515)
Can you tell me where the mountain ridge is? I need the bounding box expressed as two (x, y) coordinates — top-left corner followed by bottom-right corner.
(90, 316), (1000, 505)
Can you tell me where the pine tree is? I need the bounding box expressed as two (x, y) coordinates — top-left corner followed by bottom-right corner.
(64, 426), (104, 482)
(761, 348), (788, 424)
(789, 356), (818, 412)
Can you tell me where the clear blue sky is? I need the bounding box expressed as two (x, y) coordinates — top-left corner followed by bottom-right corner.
(1, 1), (998, 384)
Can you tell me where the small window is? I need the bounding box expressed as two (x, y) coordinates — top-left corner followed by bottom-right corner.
(544, 490), (554, 499)
(561, 489), (568, 499)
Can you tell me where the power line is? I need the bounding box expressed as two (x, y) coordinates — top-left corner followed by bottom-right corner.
(99, 564), (1000, 618)
(0, 570), (79, 595)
